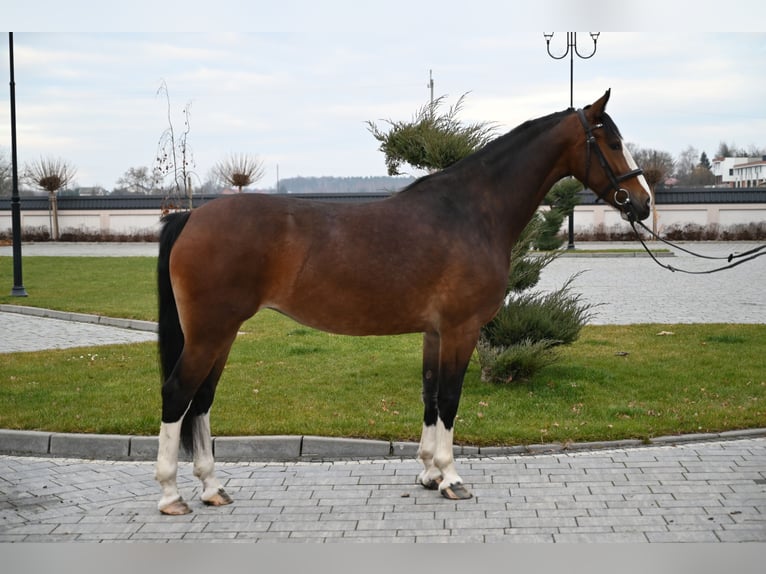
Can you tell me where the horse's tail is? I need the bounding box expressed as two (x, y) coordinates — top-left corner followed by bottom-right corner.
(157, 210), (191, 387)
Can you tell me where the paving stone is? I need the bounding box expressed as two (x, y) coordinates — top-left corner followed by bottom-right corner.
(444, 517), (511, 530)
(511, 516), (578, 528)
(486, 532), (555, 543)
(356, 518), (444, 531)
(340, 535), (414, 543)
(715, 528), (766, 542)
(268, 520), (357, 532)
(646, 530), (719, 542)
(553, 531), (649, 543)
(202, 521), (271, 533)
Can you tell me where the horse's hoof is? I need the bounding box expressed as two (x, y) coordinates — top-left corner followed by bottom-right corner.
(440, 482), (473, 500)
(159, 498), (192, 515)
(418, 475), (443, 490)
(202, 488), (233, 507)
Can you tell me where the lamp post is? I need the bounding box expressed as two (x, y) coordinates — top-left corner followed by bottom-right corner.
(543, 32), (600, 250)
(8, 32), (27, 296)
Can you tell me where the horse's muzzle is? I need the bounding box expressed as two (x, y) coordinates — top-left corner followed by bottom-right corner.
(618, 191), (651, 223)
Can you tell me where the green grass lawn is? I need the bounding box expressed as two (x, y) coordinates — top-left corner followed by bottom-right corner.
(1, 256), (764, 445)
(0, 256), (158, 320)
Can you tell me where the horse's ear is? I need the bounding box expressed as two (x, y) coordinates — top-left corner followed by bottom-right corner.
(585, 89), (611, 119)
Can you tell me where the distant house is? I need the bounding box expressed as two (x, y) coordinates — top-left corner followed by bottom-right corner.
(731, 157), (766, 188)
(711, 156), (766, 188)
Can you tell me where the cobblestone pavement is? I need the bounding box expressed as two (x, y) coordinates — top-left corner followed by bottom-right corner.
(0, 311), (156, 353)
(1, 438), (764, 542)
(1, 242), (158, 353)
(534, 241), (765, 325)
(0, 242), (157, 257)
(1, 241), (764, 542)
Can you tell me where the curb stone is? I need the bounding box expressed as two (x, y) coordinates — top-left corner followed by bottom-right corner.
(0, 304), (158, 333)
(214, 435), (302, 461)
(301, 436), (391, 458)
(49, 432), (130, 459)
(2, 428), (764, 462)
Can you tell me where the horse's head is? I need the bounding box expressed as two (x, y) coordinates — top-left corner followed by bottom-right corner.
(572, 90), (652, 222)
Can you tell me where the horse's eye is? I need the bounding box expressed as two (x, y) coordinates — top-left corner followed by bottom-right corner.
(609, 143), (622, 151)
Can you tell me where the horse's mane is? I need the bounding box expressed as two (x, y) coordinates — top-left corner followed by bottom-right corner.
(397, 108), (572, 194)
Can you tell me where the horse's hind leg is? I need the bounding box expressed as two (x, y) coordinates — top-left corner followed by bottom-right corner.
(156, 417), (189, 514)
(192, 412), (232, 506)
(155, 338), (234, 514)
(190, 354), (233, 507)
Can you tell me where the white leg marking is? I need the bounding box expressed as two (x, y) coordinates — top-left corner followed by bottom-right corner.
(432, 419), (463, 491)
(192, 412), (227, 502)
(155, 420), (183, 511)
(417, 423), (441, 486)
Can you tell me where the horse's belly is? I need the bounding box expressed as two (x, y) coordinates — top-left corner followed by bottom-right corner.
(265, 293), (431, 337)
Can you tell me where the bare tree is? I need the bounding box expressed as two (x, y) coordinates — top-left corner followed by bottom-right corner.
(115, 166), (154, 194)
(24, 157), (76, 240)
(154, 81), (196, 209)
(213, 153), (265, 193)
(675, 145), (699, 184)
(626, 144), (674, 189)
(0, 149), (11, 197)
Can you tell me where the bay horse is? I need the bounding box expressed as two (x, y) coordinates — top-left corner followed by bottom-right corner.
(154, 90), (652, 514)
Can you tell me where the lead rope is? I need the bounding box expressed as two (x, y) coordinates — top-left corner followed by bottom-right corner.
(630, 220), (766, 274)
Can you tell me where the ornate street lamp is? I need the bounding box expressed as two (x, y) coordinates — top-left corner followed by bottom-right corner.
(543, 32), (600, 249)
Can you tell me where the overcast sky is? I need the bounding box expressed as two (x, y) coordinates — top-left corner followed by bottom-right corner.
(3, 2), (766, 190)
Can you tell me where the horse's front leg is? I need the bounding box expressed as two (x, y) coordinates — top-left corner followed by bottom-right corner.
(192, 411), (232, 507)
(417, 332), (443, 489)
(419, 327), (476, 500)
(431, 417), (471, 500)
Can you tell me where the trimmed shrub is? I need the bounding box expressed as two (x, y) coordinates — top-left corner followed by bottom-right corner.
(484, 275), (595, 349)
(477, 338), (560, 384)
(478, 257), (595, 384)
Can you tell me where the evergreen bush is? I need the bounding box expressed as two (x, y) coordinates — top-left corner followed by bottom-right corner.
(478, 223), (595, 384)
(535, 208), (565, 251)
(476, 338), (560, 384)
(484, 275), (594, 349)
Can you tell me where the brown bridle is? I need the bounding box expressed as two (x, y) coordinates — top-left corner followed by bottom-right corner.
(576, 108), (644, 220)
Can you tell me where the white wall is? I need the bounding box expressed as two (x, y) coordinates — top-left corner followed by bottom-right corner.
(0, 210), (163, 236)
(546, 203), (766, 234)
(1, 204), (765, 237)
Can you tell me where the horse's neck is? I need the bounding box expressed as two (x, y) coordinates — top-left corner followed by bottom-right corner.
(480, 119), (573, 252)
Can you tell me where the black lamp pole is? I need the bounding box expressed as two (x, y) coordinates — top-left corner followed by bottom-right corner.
(8, 32), (27, 296)
(543, 32), (600, 250)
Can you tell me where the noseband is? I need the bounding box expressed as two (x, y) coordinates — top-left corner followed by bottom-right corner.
(576, 109), (644, 217)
